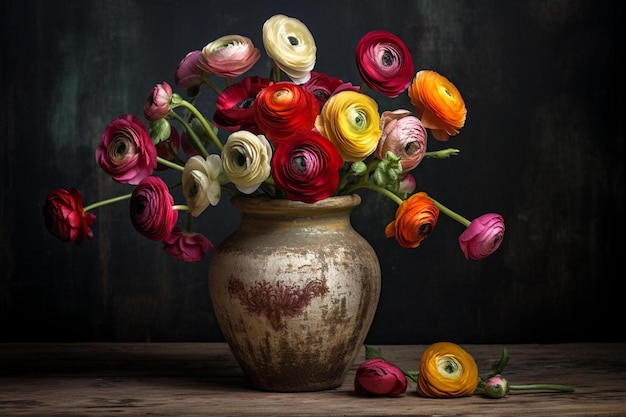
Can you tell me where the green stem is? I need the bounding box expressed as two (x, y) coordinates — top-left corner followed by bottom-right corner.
(345, 182), (403, 205)
(424, 148), (460, 159)
(169, 111), (210, 158)
(428, 196), (471, 227)
(510, 384), (574, 392)
(157, 156), (184, 172)
(177, 98), (224, 152)
(203, 77), (222, 95)
(83, 193), (132, 212)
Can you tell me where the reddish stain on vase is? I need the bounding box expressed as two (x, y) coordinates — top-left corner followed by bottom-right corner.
(228, 277), (329, 330)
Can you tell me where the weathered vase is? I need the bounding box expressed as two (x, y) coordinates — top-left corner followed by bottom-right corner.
(208, 194), (381, 392)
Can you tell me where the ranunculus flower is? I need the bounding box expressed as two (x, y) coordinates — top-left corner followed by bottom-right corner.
(271, 130), (343, 203)
(398, 173), (416, 195)
(262, 14), (316, 83)
(182, 154), (223, 216)
(408, 70), (467, 141)
(355, 30), (415, 98)
(163, 227), (213, 262)
(416, 342), (479, 398)
(129, 176), (178, 241)
(213, 75), (274, 134)
(315, 90), (381, 162)
(222, 130), (272, 194)
(458, 213), (505, 260)
(301, 71), (359, 108)
(198, 35), (261, 78)
(354, 358), (408, 397)
(376, 109), (427, 175)
(254, 82), (320, 144)
(482, 375), (510, 399)
(175, 50), (206, 92)
(385, 191), (439, 248)
(95, 114), (157, 185)
(144, 81), (173, 121)
(154, 125), (180, 171)
(43, 188), (96, 245)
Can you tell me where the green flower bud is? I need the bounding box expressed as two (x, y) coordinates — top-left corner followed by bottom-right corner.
(149, 118), (172, 144)
(483, 375), (510, 399)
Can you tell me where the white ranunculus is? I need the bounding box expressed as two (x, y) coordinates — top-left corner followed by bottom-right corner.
(222, 131), (272, 194)
(182, 154), (223, 216)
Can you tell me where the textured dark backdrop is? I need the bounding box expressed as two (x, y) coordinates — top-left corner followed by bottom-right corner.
(1, 0), (623, 343)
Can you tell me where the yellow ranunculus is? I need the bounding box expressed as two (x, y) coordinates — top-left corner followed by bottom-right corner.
(315, 90), (382, 162)
(416, 341), (479, 398)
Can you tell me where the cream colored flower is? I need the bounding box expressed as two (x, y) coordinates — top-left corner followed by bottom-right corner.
(182, 154), (223, 216)
(262, 14), (316, 83)
(222, 131), (272, 194)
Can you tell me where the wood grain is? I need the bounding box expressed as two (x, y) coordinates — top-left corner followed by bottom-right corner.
(1, 343), (624, 416)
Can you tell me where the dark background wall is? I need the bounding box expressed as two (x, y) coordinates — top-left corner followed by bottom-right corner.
(1, 0), (622, 344)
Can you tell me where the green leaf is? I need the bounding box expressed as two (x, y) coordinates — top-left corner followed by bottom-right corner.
(364, 345), (384, 360)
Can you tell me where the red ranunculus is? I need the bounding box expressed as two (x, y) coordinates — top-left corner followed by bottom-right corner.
(129, 176), (178, 241)
(95, 114), (157, 185)
(213, 75), (274, 134)
(354, 358), (408, 397)
(355, 30), (415, 98)
(270, 130), (343, 203)
(163, 227), (213, 262)
(43, 188), (96, 245)
(254, 82), (320, 144)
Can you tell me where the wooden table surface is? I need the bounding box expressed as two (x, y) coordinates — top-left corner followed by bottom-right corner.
(0, 342), (624, 416)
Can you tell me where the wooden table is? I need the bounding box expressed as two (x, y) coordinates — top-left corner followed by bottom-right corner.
(1, 343), (624, 416)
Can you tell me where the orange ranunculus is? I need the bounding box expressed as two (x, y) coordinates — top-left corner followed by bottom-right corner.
(254, 82), (320, 144)
(416, 342), (479, 398)
(407, 70), (466, 142)
(384, 192), (439, 248)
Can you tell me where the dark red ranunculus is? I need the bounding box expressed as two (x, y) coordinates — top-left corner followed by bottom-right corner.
(254, 82), (320, 145)
(213, 75), (274, 134)
(43, 188), (96, 245)
(301, 71), (360, 108)
(270, 130), (343, 203)
(129, 176), (178, 241)
(155, 126), (180, 171)
(354, 358), (408, 397)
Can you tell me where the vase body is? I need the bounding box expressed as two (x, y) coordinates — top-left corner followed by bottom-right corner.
(208, 194), (381, 392)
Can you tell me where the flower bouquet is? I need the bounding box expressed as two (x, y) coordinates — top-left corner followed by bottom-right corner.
(42, 13), (504, 262)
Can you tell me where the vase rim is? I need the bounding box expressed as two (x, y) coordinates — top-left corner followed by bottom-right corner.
(231, 194), (362, 213)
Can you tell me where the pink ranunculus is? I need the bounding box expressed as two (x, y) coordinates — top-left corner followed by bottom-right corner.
(398, 173), (416, 195)
(376, 109), (427, 175)
(96, 114), (157, 185)
(212, 75), (274, 134)
(163, 227), (213, 262)
(270, 130), (343, 203)
(459, 213), (505, 260)
(355, 30), (415, 98)
(482, 374), (510, 398)
(43, 188), (96, 245)
(129, 176), (178, 241)
(144, 81), (173, 121)
(175, 50), (206, 91)
(301, 71), (360, 108)
(198, 35), (261, 78)
(354, 358), (408, 397)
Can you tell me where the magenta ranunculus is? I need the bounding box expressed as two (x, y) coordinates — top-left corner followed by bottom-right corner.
(459, 213), (505, 260)
(354, 358), (408, 397)
(95, 114), (157, 185)
(43, 188), (96, 245)
(163, 227), (213, 262)
(213, 75), (274, 134)
(270, 130), (343, 203)
(355, 30), (415, 98)
(144, 81), (173, 121)
(129, 176), (178, 241)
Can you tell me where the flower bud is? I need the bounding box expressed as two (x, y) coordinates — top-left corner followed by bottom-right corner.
(483, 375), (510, 399)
